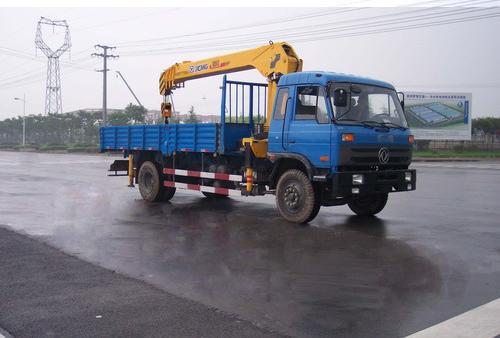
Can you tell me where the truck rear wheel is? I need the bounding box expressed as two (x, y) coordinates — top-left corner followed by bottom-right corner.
(276, 169), (319, 224)
(202, 165), (229, 199)
(138, 161), (175, 202)
(348, 193), (388, 216)
(161, 186), (176, 202)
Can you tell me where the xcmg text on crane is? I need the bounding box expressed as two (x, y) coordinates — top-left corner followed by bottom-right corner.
(100, 42), (416, 223)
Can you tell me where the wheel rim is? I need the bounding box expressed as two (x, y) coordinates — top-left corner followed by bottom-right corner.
(283, 180), (304, 214)
(142, 171), (154, 194)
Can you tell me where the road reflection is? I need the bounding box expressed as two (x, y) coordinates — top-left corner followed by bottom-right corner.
(95, 195), (441, 337)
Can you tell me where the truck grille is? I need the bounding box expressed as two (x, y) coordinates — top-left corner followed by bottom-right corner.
(338, 145), (412, 171)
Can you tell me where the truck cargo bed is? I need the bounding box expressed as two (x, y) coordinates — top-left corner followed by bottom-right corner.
(100, 122), (251, 155)
(100, 77), (267, 156)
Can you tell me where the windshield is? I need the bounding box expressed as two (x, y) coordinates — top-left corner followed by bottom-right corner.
(329, 83), (408, 128)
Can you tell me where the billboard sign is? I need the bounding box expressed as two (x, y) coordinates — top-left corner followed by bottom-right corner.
(404, 92), (471, 140)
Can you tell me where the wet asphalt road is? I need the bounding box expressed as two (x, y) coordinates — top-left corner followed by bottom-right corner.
(1, 151), (499, 337)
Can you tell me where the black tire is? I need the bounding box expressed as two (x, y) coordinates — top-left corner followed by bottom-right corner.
(161, 186), (176, 202)
(138, 161), (175, 202)
(304, 192), (321, 223)
(348, 193), (388, 216)
(202, 165), (229, 199)
(276, 169), (318, 224)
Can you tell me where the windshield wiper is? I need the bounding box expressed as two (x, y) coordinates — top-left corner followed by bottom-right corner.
(335, 118), (374, 129)
(379, 122), (408, 130)
(362, 120), (390, 129)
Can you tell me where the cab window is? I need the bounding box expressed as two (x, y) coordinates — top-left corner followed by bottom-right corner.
(295, 86), (330, 123)
(273, 88), (289, 120)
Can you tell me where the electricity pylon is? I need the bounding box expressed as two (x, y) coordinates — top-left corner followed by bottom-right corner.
(35, 17), (71, 115)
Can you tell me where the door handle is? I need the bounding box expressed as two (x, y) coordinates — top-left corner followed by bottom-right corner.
(288, 140), (296, 143)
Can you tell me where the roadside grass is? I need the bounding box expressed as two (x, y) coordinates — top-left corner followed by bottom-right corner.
(414, 150), (500, 158)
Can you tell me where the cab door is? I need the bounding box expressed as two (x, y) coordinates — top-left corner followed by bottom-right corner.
(268, 87), (292, 153)
(285, 86), (332, 168)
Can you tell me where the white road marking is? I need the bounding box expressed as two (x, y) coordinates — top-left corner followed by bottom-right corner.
(406, 298), (500, 338)
(0, 326), (11, 338)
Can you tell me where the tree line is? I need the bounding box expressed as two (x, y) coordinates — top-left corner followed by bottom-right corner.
(0, 104), (149, 146)
(472, 117), (500, 135)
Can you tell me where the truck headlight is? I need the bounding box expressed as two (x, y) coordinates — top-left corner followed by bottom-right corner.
(405, 172), (412, 182)
(352, 174), (364, 185)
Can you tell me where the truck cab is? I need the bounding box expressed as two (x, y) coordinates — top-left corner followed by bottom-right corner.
(267, 71), (415, 220)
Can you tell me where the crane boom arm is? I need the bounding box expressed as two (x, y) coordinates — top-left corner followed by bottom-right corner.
(159, 42), (302, 127)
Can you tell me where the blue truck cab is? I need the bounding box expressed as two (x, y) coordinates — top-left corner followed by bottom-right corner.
(100, 71), (415, 224)
(266, 71), (415, 201)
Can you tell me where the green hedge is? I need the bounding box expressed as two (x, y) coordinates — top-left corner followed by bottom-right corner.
(13, 144), (40, 150)
(67, 146), (98, 153)
(0, 144), (16, 149)
(39, 144), (67, 151)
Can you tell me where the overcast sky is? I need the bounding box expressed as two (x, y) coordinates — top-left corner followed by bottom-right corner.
(1, 3), (500, 120)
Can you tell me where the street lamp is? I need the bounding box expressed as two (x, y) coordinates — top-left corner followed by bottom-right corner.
(14, 94), (26, 147)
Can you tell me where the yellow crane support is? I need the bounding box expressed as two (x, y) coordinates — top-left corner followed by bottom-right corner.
(159, 42), (303, 133)
(159, 42), (302, 194)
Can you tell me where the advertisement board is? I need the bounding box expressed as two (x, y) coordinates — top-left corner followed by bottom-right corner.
(404, 92), (471, 140)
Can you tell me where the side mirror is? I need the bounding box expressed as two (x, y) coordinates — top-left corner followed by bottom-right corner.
(333, 88), (349, 107)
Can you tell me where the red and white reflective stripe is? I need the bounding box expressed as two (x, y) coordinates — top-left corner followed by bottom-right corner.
(164, 181), (241, 196)
(163, 168), (242, 182)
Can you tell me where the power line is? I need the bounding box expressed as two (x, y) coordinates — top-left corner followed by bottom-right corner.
(0, 59), (98, 90)
(115, 4), (370, 48)
(119, 3), (500, 57)
(0, 62), (96, 91)
(293, 11), (500, 42)
(0, 46), (96, 87)
(1, 2), (498, 92)
(115, 0), (487, 50)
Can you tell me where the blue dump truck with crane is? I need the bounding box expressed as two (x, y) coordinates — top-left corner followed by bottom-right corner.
(100, 42), (416, 223)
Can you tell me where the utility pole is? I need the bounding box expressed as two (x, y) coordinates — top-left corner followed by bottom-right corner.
(92, 45), (118, 126)
(14, 94), (26, 146)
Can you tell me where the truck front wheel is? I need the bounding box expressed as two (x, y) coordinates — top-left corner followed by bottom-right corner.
(276, 169), (319, 224)
(138, 161), (175, 202)
(348, 193), (388, 216)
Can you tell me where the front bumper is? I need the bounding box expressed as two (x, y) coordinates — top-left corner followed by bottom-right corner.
(328, 169), (416, 197)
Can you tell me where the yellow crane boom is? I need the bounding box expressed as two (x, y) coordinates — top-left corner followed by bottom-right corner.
(159, 42), (302, 130)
